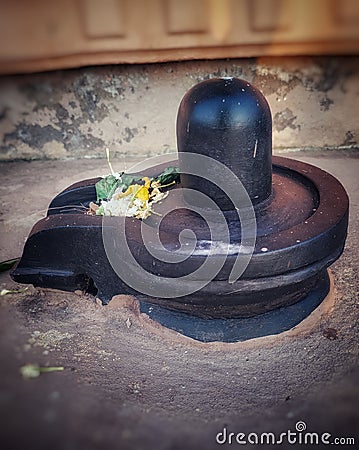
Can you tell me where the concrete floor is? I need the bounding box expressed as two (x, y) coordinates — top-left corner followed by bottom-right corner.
(0, 153), (358, 450)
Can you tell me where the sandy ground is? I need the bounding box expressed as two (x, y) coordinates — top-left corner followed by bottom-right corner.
(0, 154), (358, 450)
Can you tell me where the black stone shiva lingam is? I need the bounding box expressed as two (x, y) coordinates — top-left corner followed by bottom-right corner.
(11, 78), (348, 342)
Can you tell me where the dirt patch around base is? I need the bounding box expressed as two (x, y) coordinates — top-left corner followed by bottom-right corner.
(0, 265), (358, 450)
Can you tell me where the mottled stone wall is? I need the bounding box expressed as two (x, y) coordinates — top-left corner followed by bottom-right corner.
(0, 56), (357, 161)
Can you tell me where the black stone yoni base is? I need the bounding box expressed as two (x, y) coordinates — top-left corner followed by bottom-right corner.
(140, 270), (330, 343)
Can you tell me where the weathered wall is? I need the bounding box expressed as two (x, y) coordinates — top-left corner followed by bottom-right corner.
(0, 56), (358, 161)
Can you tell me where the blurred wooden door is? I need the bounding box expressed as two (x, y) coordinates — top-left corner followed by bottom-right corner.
(0, 0), (358, 73)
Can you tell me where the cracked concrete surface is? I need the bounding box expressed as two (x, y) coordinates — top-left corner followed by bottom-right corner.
(0, 154), (358, 450)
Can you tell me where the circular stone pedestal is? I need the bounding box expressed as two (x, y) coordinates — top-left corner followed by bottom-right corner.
(140, 271), (330, 343)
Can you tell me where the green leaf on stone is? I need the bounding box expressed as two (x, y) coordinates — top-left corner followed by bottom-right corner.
(94, 166), (179, 203)
(95, 175), (119, 202)
(154, 166), (180, 186)
(95, 173), (143, 202)
(0, 258), (19, 273)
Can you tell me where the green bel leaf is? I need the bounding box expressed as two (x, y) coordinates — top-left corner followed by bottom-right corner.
(154, 166), (180, 185)
(95, 175), (119, 202)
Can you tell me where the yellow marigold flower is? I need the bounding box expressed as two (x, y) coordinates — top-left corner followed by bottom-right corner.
(135, 185), (150, 202)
